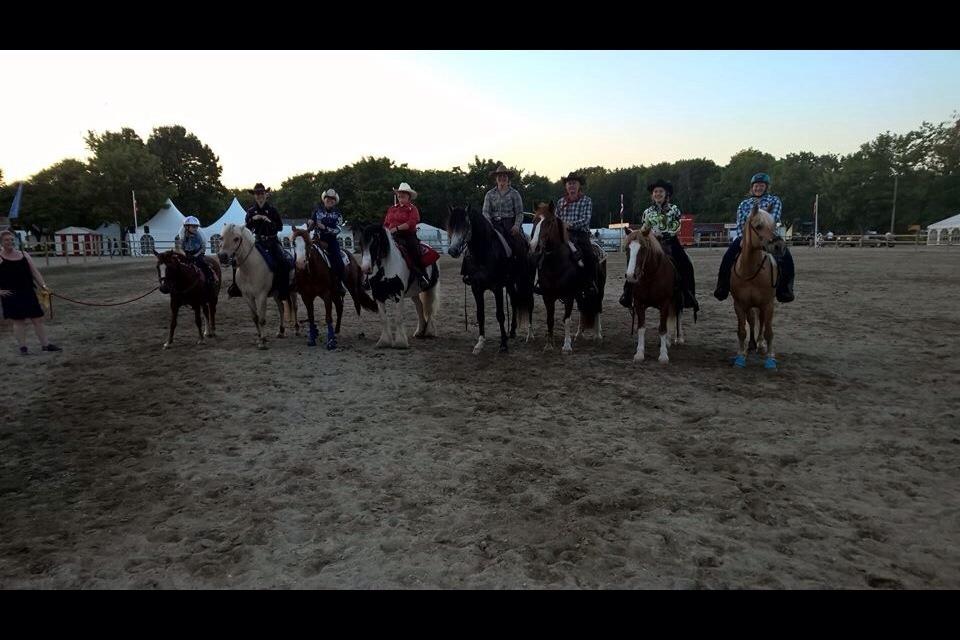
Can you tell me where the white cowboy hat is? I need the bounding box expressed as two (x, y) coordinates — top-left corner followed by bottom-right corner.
(393, 182), (417, 200)
(184, 216), (201, 226)
(321, 188), (340, 205)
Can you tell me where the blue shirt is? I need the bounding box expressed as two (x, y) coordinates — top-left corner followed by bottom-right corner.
(735, 194), (782, 239)
(179, 228), (206, 256)
(311, 207), (343, 235)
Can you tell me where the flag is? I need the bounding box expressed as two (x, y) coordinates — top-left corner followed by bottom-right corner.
(619, 193), (624, 224)
(132, 190), (138, 229)
(9, 183), (23, 219)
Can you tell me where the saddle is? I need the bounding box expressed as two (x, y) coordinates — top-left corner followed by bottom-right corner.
(313, 240), (350, 268)
(255, 241), (294, 273)
(396, 241), (440, 270)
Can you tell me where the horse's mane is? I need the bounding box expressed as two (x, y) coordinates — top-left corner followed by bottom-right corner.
(536, 203), (567, 246)
(623, 227), (664, 256)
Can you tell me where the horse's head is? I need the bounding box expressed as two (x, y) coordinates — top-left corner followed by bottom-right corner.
(746, 204), (776, 248)
(529, 200), (563, 255)
(154, 249), (186, 294)
(360, 224), (388, 274)
(291, 226), (312, 269)
(218, 223), (248, 262)
(446, 204), (474, 258)
(623, 225), (663, 283)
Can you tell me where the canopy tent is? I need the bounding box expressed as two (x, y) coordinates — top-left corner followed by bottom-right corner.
(927, 213), (960, 245)
(130, 199), (185, 254)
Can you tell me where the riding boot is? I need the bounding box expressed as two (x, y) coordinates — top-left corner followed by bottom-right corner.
(619, 281), (633, 308)
(714, 240), (740, 301)
(775, 247), (795, 303)
(227, 259), (242, 297)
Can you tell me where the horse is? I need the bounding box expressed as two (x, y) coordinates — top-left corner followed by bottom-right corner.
(154, 249), (221, 349)
(623, 226), (683, 364)
(217, 223), (299, 349)
(359, 224), (440, 349)
(729, 204), (779, 370)
(291, 226), (378, 349)
(446, 205), (534, 354)
(528, 201), (606, 354)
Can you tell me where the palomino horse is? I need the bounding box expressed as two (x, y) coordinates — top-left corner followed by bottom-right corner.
(291, 226), (378, 350)
(154, 249), (221, 349)
(730, 204), (779, 370)
(447, 204), (534, 354)
(217, 223), (299, 349)
(359, 224), (440, 348)
(529, 201), (606, 354)
(623, 226), (683, 364)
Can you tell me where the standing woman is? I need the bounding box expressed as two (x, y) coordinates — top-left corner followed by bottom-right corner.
(0, 229), (61, 354)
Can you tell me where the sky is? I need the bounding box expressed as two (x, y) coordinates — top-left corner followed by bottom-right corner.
(2, 50), (958, 188)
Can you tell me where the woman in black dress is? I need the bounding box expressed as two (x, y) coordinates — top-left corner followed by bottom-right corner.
(0, 229), (60, 355)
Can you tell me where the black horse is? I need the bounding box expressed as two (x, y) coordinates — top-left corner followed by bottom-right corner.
(447, 204), (534, 354)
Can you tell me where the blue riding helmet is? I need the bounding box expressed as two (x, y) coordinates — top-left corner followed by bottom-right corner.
(750, 173), (771, 186)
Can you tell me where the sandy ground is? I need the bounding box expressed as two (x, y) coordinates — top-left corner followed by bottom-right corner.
(1, 246), (958, 589)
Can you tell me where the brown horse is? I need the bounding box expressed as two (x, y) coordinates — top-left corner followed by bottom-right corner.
(529, 201), (606, 354)
(623, 226), (682, 364)
(291, 226), (377, 350)
(154, 250), (221, 349)
(729, 204), (779, 370)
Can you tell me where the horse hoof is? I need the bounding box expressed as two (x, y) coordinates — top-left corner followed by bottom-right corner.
(499, 344), (508, 354)
(633, 354), (644, 363)
(358, 332), (365, 339)
(162, 342), (171, 350)
(542, 344), (553, 353)
(658, 355), (669, 365)
(307, 339), (317, 347)
(197, 339), (205, 345)
(733, 355), (746, 368)
(257, 342), (267, 350)
(561, 346), (573, 355)
(764, 357), (778, 370)
(326, 341), (337, 351)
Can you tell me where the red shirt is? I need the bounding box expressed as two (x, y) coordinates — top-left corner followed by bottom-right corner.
(384, 203), (420, 231)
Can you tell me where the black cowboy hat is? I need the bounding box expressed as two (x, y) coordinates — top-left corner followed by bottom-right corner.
(647, 179), (674, 196)
(561, 172), (586, 186)
(248, 183), (272, 195)
(489, 163), (515, 179)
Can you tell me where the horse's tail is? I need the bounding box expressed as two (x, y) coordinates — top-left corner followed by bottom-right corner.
(576, 258), (606, 330)
(511, 259), (535, 332)
(353, 285), (379, 314)
(344, 253), (378, 314)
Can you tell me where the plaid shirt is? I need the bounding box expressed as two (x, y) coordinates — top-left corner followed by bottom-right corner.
(642, 204), (681, 236)
(735, 194), (782, 238)
(556, 194), (593, 231)
(482, 187), (524, 229)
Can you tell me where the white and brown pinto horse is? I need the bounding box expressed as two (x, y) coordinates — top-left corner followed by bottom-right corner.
(730, 204), (779, 370)
(359, 224), (440, 348)
(217, 223), (298, 349)
(623, 225), (683, 364)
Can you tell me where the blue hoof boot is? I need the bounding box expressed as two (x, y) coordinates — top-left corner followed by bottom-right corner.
(764, 357), (778, 370)
(326, 337), (337, 351)
(733, 354), (746, 368)
(307, 337), (317, 347)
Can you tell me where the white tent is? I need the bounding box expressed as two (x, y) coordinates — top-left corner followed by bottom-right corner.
(202, 198), (247, 238)
(130, 198), (186, 254)
(416, 222), (448, 250)
(926, 213), (960, 245)
(95, 222), (124, 254)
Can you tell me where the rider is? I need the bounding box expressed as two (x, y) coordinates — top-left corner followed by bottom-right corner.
(713, 173), (795, 303)
(244, 182), (290, 299)
(555, 172), (598, 295)
(308, 188), (347, 294)
(619, 179), (699, 315)
(384, 182), (430, 289)
(178, 216), (216, 295)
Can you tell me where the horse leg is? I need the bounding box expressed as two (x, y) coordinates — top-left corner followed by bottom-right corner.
(494, 286), (508, 353)
(393, 299), (409, 349)
(657, 302), (670, 364)
(194, 304), (205, 345)
(733, 300), (747, 367)
(289, 294), (299, 336)
(561, 299), (574, 355)
(762, 303), (776, 370)
(256, 294), (269, 349)
(634, 306), (646, 363)
(201, 302), (212, 338)
(324, 295), (336, 350)
(208, 301), (217, 338)
(508, 289), (518, 339)
(543, 296), (556, 352)
(305, 295), (318, 346)
(163, 299), (179, 349)
(411, 292), (426, 339)
(334, 294), (343, 335)
(747, 307), (758, 353)
(376, 301), (391, 348)
(472, 286), (486, 355)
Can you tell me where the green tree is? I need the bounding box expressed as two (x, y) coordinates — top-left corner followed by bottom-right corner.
(18, 160), (96, 238)
(146, 125), (227, 224)
(85, 128), (168, 225)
